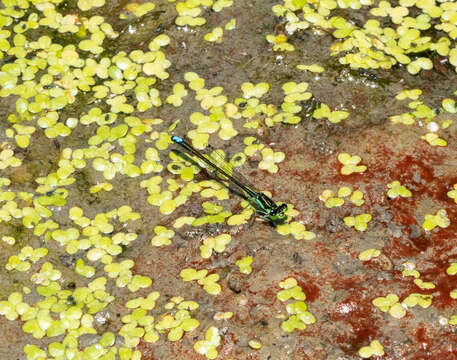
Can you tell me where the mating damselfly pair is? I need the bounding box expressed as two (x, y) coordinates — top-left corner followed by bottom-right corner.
(171, 135), (288, 226)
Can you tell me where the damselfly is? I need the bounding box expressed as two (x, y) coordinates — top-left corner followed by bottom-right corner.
(171, 135), (288, 226)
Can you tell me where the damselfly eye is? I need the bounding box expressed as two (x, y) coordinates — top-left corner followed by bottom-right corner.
(271, 204), (287, 216)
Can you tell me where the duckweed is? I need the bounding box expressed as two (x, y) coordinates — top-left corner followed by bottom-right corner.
(358, 340), (385, 358)
(402, 262), (421, 278)
(277, 278), (306, 302)
(120, 294), (199, 346)
(0, 149), (22, 169)
(78, 0), (105, 11)
(204, 27), (223, 43)
(200, 234), (232, 258)
(266, 34), (295, 51)
(166, 83), (188, 107)
(319, 186), (364, 207)
(422, 209), (450, 231)
(350, 190), (364, 206)
(198, 273), (222, 296)
(414, 279), (435, 290)
(277, 278), (316, 332)
(213, 311), (233, 320)
(421, 133), (447, 146)
(447, 263), (457, 276)
(124, 2), (156, 17)
(322, 193), (345, 208)
(359, 248), (381, 261)
(225, 18), (236, 30)
(338, 153), (367, 175)
(248, 340), (262, 349)
(450, 289), (457, 299)
(2, 235), (15, 245)
(297, 63), (325, 73)
(373, 293), (406, 319)
(259, 147), (285, 173)
(180, 268), (208, 281)
(448, 184), (457, 203)
(344, 213), (372, 232)
(390, 87), (455, 145)
(75, 259), (95, 278)
(387, 181), (412, 198)
(31, 262), (61, 286)
(275, 218), (314, 240)
(89, 182), (113, 193)
(1, 0), (450, 357)
(151, 225), (174, 247)
(213, 0), (233, 12)
(174, 216), (196, 228)
(402, 293), (433, 308)
(236, 256), (253, 274)
(6, 246), (48, 272)
(396, 89), (422, 101)
(194, 326), (221, 360)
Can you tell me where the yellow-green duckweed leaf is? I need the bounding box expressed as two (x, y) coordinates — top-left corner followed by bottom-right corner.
(75, 259), (95, 278)
(204, 27), (223, 43)
(194, 326), (220, 359)
(248, 340), (262, 349)
(337, 187), (352, 197)
(236, 256), (253, 274)
(241, 82), (270, 99)
(359, 248), (381, 261)
(279, 277), (297, 289)
(388, 302), (406, 318)
(325, 197), (344, 208)
(181, 268), (208, 282)
(414, 278), (435, 290)
(266, 34), (295, 51)
(2, 236), (15, 245)
(447, 263), (457, 276)
(312, 103), (330, 119)
(200, 234), (231, 258)
(387, 181), (412, 198)
(450, 289), (457, 299)
(422, 209), (450, 231)
(328, 110), (349, 124)
(344, 214), (372, 231)
(350, 190), (364, 206)
(151, 225), (174, 247)
(447, 184), (457, 204)
(78, 0), (105, 11)
(124, 2), (156, 17)
(225, 18), (236, 30)
(402, 293), (433, 309)
(297, 64), (324, 73)
(213, 311), (233, 320)
(421, 133), (447, 147)
(369, 340), (385, 356)
(396, 89), (422, 101)
(213, 0), (233, 12)
(338, 153), (366, 175)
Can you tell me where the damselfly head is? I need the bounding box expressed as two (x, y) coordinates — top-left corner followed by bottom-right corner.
(268, 203), (288, 226)
(171, 135), (184, 144)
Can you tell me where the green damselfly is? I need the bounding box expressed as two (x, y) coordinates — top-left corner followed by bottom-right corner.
(171, 135), (288, 226)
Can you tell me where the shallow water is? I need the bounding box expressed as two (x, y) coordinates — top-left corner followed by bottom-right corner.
(1, 0), (457, 359)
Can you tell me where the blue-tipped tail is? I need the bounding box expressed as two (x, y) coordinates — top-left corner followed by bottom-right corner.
(171, 135), (183, 143)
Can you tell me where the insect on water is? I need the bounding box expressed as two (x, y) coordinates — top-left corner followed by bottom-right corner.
(171, 135), (288, 226)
